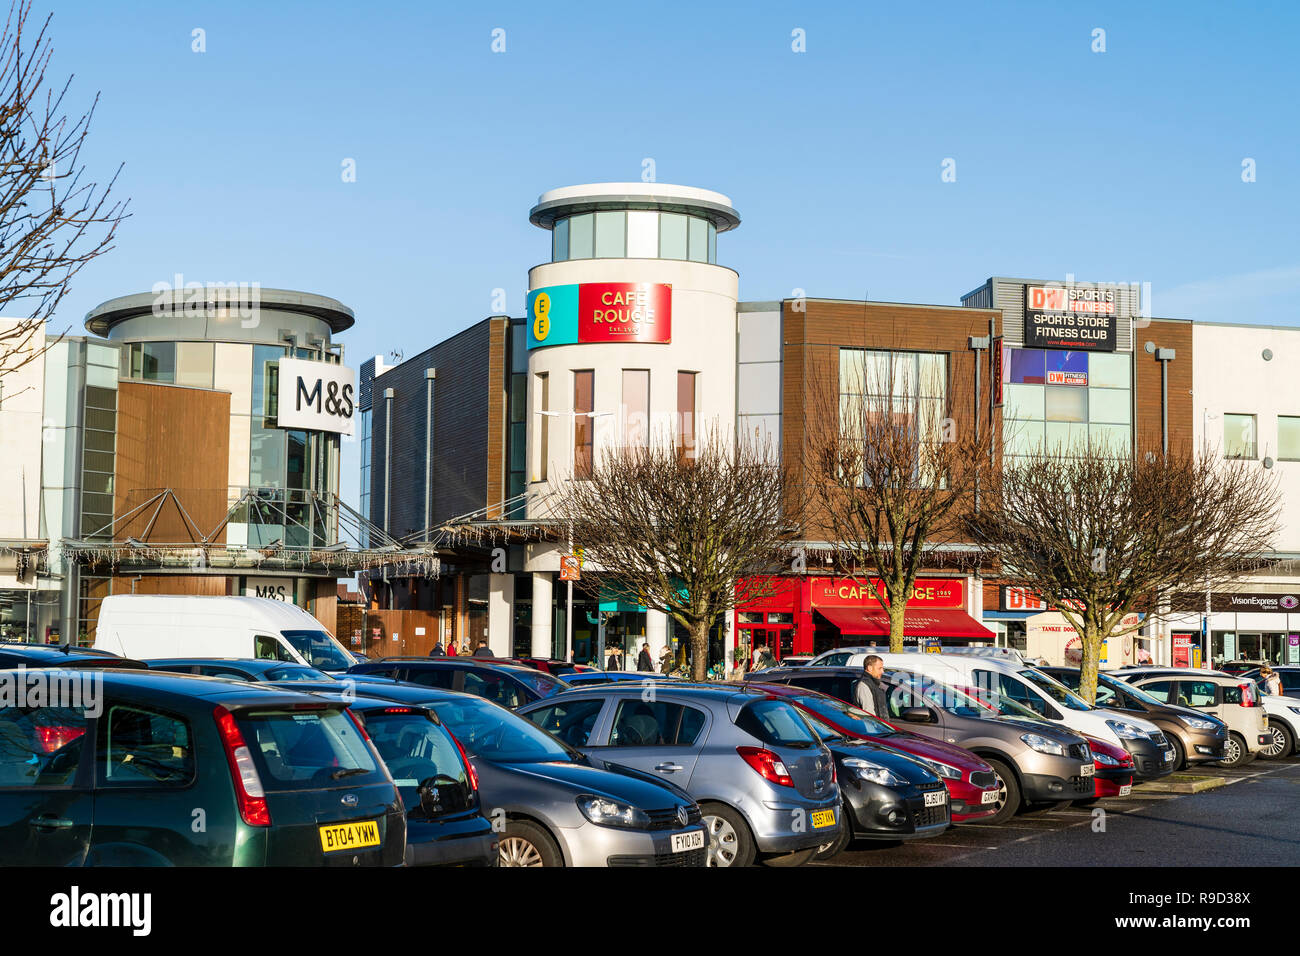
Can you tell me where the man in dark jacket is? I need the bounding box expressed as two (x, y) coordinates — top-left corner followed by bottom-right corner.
(636, 643), (653, 672)
(428, 641), (445, 657)
(853, 655), (889, 716)
(472, 640), (495, 658)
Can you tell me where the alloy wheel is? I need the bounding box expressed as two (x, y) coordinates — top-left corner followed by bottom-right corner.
(498, 837), (544, 867)
(1262, 725), (1287, 758)
(991, 774), (1009, 813)
(1221, 736), (1243, 765)
(704, 813), (739, 867)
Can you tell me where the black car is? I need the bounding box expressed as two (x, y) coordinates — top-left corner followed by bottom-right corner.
(348, 658), (570, 709)
(146, 658), (333, 683)
(0, 642), (146, 670)
(0, 669), (405, 865)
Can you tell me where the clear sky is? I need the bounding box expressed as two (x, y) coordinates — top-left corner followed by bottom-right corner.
(40, 0), (1300, 507)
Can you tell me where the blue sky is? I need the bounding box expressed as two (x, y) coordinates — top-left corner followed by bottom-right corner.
(41, 0), (1300, 504)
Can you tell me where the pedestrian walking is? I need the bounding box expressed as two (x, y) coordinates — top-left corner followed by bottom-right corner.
(853, 654), (888, 716)
(1260, 665), (1283, 697)
(636, 642), (654, 672)
(472, 639), (494, 658)
(428, 640), (445, 657)
(659, 645), (675, 675)
(446, 639), (458, 657)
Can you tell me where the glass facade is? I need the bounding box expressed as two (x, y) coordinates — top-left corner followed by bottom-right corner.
(80, 344), (120, 541)
(1003, 348), (1132, 458)
(838, 348), (948, 484)
(550, 211), (717, 263)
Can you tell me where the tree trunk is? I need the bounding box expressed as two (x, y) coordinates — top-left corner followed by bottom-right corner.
(889, 601), (906, 654)
(1079, 619), (1102, 705)
(690, 619), (711, 682)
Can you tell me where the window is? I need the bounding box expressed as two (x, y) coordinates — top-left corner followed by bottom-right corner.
(254, 635), (294, 661)
(677, 371), (697, 457)
(175, 342), (215, 388)
(404, 668), (455, 690)
(552, 217), (569, 261)
(523, 698), (605, 747)
(594, 211), (625, 258)
(735, 699), (816, 748)
(0, 707), (88, 787)
(235, 707), (379, 791)
(1180, 681), (1218, 708)
(126, 342), (176, 383)
(535, 372), (549, 481)
(568, 213), (594, 259)
(574, 370), (594, 478)
(462, 670), (523, 709)
(622, 369), (649, 450)
(1279, 416), (1300, 460)
(607, 701), (707, 747)
(97, 705), (194, 787)
(688, 216), (708, 262)
(626, 211), (658, 258)
(1138, 680), (1173, 703)
(1045, 386), (1088, 423)
(838, 348), (948, 486)
(1223, 413), (1257, 459)
(660, 213), (688, 259)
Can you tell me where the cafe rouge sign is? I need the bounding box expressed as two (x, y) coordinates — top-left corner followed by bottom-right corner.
(811, 577), (964, 609)
(527, 282), (672, 349)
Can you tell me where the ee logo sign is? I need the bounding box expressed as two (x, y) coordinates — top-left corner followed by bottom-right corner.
(532, 292), (551, 343)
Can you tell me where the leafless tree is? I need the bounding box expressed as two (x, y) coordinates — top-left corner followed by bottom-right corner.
(0, 0), (127, 382)
(967, 443), (1281, 703)
(555, 429), (798, 681)
(805, 344), (997, 652)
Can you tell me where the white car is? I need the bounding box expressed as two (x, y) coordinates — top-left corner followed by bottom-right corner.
(1259, 694), (1300, 759)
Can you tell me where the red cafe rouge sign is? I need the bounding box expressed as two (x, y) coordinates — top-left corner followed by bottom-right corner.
(577, 282), (671, 344)
(810, 577), (965, 609)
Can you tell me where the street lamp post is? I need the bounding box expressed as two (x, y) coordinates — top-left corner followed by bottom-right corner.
(538, 408), (613, 661)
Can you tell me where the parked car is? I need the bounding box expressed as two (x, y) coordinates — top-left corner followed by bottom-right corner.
(790, 705), (951, 858)
(1083, 734), (1136, 799)
(0, 642), (146, 670)
(92, 595), (356, 672)
(1040, 666), (1229, 770)
(1116, 670), (1271, 766)
(271, 679), (707, 867)
(745, 667), (1032, 824)
(562, 670), (684, 686)
(517, 684), (842, 867)
(146, 657), (334, 682)
(1238, 665), (1300, 700)
(349, 658), (570, 708)
(0, 669), (405, 865)
(501, 657), (595, 677)
(1216, 659), (1272, 676)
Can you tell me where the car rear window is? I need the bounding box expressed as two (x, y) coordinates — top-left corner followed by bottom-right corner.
(236, 707), (381, 790)
(736, 698), (818, 749)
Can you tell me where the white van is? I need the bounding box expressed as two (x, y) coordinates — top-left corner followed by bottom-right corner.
(92, 595), (356, 672)
(840, 651), (1164, 750)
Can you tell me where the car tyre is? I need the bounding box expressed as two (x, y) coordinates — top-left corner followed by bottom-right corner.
(1218, 732), (1251, 768)
(969, 759), (1020, 825)
(1166, 734), (1186, 771)
(700, 802), (756, 868)
(812, 800), (854, 861)
(1260, 720), (1294, 760)
(498, 820), (562, 867)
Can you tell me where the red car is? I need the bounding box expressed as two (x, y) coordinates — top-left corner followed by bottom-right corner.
(745, 682), (1001, 822)
(1084, 734), (1135, 799)
(501, 657), (595, 677)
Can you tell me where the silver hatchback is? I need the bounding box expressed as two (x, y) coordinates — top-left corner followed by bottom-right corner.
(518, 683), (841, 867)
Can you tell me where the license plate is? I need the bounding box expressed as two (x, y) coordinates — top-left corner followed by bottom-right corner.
(319, 820), (381, 853)
(1080, 764), (1095, 777)
(810, 809), (837, 829)
(1162, 749), (1174, 762)
(923, 790), (947, 807)
(1119, 784), (1133, 796)
(670, 829), (705, 853)
(981, 789), (1000, 804)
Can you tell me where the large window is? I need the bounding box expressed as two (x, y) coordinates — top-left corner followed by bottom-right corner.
(838, 348), (947, 484)
(1003, 348), (1131, 459)
(1223, 413), (1256, 460)
(1279, 416), (1300, 461)
(677, 371), (697, 457)
(622, 369), (649, 451)
(81, 384), (117, 538)
(535, 372), (549, 481)
(551, 211), (717, 263)
(574, 370), (594, 479)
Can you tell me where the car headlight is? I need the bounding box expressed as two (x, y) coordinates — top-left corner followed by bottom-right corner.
(913, 756), (961, 780)
(843, 757), (904, 787)
(576, 795), (651, 830)
(1179, 715), (1219, 731)
(1106, 719), (1147, 740)
(1094, 751), (1121, 767)
(1020, 732), (1068, 757)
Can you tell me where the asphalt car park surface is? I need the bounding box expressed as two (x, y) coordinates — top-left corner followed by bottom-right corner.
(817, 754), (1300, 867)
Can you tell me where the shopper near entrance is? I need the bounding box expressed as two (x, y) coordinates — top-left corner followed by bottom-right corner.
(659, 645), (675, 674)
(473, 639), (494, 658)
(854, 655), (888, 716)
(637, 642), (653, 672)
(1261, 666), (1283, 697)
(428, 640), (445, 656)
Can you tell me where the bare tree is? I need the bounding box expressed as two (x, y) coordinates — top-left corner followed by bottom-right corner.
(0, 0), (127, 382)
(967, 443), (1281, 703)
(555, 429), (797, 681)
(806, 345), (996, 652)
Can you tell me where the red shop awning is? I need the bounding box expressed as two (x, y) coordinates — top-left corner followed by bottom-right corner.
(816, 606), (996, 643)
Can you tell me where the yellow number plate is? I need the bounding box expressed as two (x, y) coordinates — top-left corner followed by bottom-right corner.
(319, 820), (381, 853)
(810, 809), (836, 829)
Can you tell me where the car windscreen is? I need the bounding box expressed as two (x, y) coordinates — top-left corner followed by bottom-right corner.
(280, 630), (355, 672)
(1100, 675), (1164, 708)
(361, 710), (468, 792)
(891, 673), (1007, 719)
(427, 697), (577, 763)
(791, 693), (899, 737)
(235, 706), (383, 791)
(736, 698), (819, 749)
(1019, 668), (1091, 711)
(264, 664), (331, 682)
(511, 669), (568, 699)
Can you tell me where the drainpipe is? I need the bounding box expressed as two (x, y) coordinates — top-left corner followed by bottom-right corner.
(383, 388), (394, 534)
(424, 369), (436, 534)
(1155, 348), (1176, 457)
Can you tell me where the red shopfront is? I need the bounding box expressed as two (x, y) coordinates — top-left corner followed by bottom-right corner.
(734, 575), (994, 661)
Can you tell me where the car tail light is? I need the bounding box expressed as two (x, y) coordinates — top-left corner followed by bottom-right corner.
(345, 708), (372, 741)
(1239, 684), (1257, 707)
(213, 706), (270, 827)
(736, 746), (794, 788)
(445, 728), (479, 792)
(34, 725), (85, 753)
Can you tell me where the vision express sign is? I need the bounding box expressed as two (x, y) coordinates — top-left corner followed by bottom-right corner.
(1173, 591), (1300, 613)
(1024, 284), (1118, 352)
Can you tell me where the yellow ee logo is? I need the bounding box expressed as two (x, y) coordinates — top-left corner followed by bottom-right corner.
(532, 292), (551, 342)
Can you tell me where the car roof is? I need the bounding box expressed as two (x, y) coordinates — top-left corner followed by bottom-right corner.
(274, 680), (481, 707)
(363, 658), (542, 674)
(0, 643), (146, 667)
(146, 657), (312, 669)
(546, 681), (770, 703)
(42, 668), (338, 709)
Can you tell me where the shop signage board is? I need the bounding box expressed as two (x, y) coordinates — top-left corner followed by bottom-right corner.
(1023, 284), (1118, 352)
(1289, 634), (1299, 664)
(559, 554), (581, 581)
(1002, 587), (1048, 612)
(1173, 591), (1300, 613)
(809, 577), (964, 609)
(527, 282), (672, 349)
(243, 577), (293, 603)
(276, 358), (357, 435)
(992, 339), (1005, 407)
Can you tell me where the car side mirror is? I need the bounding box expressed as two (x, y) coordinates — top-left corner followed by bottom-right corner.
(901, 707), (936, 724)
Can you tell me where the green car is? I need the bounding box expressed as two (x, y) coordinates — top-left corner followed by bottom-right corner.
(0, 669), (406, 866)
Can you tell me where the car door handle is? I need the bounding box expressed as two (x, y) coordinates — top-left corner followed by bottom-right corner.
(654, 763), (684, 773)
(31, 815), (74, 830)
